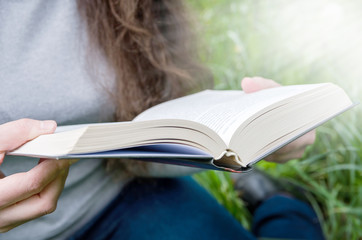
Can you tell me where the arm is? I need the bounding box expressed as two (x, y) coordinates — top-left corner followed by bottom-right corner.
(0, 119), (74, 233)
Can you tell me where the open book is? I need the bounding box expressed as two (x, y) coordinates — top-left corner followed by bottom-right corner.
(9, 83), (353, 172)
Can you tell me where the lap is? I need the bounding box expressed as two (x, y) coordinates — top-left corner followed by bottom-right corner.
(69, 176), (255, 240)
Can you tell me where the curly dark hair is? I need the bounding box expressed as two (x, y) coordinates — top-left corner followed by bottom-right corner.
(78, 0), (211, 120)
(77, 0), (212, 175)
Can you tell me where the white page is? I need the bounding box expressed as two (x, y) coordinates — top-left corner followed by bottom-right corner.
(134, 84), (325, 144)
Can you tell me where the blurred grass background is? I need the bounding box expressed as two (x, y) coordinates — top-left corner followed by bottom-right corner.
(188, 0), (362, 239)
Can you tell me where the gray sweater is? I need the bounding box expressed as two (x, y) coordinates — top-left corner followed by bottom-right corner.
(0, 1), (196, 239)
(0, 0), (126, 239)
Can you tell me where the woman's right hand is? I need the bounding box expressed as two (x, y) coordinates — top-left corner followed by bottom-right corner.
(0, 119), (72, 233)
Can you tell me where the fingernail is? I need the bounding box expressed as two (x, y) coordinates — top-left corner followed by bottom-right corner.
(252, 77), (263, 83)
(41, 120), (57, 131)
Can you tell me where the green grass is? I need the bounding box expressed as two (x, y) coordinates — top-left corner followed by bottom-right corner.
(188, 0), (362, 239)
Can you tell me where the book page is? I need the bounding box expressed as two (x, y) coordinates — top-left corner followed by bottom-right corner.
(134, 84), (325, 144)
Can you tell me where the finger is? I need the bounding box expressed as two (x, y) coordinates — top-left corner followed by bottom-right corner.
(266, 149), (306, 163)
(0, 153), (4, 165)
(0, 119), (57, 152)
(0, 159), (70, 210)
(0, 171), (5, 179)
(241, 77), (281, 93)
(0, 221), (26, 233)
(265, 130), (316, 163)
(0, 217), (28, 233)
(0, 168), (68, 229)
(277, 130), (316, 155)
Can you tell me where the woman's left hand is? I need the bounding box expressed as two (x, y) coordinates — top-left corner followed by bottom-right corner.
(241, 77), (316, 163)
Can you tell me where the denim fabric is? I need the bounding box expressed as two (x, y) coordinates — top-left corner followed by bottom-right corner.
(69, 177), (324, 240)
(253, 195), (325, 239)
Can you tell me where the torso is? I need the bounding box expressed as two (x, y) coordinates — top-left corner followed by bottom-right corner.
(0, 1), (126, 239)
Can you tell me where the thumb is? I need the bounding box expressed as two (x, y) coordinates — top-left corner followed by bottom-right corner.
(241, 77), (281, 93)
(0, 119), (57, 152)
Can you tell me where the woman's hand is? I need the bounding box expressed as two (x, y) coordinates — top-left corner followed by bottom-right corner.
(241, 77), (316, 163)
(0, 119), (72, 233)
